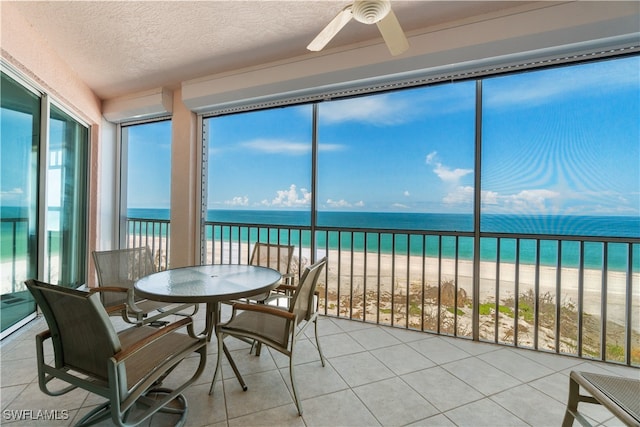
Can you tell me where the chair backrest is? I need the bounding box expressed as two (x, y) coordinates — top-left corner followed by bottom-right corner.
(25, 279), (121, 381)
(249, 243), (294, 276)
(93, 246), (156, 305)
(289, 257), (327, 323)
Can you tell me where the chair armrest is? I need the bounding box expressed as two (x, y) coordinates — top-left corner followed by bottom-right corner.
(88, 286), (129, 294)
(281, 273), (295, 284)
(113, 317), (196, 363)
(275, 284), (297, 293)
(105, 303), (128, 315)
(88, 287), (138, 316)
(92, 287), (145, 317)
(37, 330), (52, 341)
(231, 302), (296, 320)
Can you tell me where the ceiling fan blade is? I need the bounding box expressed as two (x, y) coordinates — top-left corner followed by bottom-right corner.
(307, 6), (353, 52)
(376, 9), (409, 56)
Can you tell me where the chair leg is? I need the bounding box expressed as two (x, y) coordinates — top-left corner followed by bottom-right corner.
(289, 350), (303, 416)
(562, 375), (580, 427)
(313, 317), (325, 367)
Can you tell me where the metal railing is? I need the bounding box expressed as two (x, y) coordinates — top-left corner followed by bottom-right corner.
(1, 217), (29, 294)
(1, 217), (70, 289)
(125, 217), (171, 271)
(123, 216), (639, 367)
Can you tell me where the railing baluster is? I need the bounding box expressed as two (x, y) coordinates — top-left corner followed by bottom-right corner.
(514, 238), (520, 346)
(625, 243), (633, 365)
(406, 234), (410, 329)
(437, 235), (442, 335)
(578, 241), (585, 358)
(391, 233), (396, 327)
(495, 238), (501, 344)
(602, 243), (608, 361)
(555, 240), (562, 353)
(117, 215), (638, 367)
(454, 235), (459, 336)
(534, 239), (540, 350)
(363, 232), (368, 323)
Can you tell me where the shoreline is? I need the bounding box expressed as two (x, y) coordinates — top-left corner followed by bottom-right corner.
(204, 242), (637, 325)
(3, 242), (637, 325)
(208, 243), (637, 326)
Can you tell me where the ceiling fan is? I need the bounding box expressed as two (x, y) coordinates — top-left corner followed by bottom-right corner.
(307, 0), (409, 56)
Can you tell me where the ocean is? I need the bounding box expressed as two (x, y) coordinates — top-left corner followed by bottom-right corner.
(2, 206), (637, 271)
(124, 208), (640, 272)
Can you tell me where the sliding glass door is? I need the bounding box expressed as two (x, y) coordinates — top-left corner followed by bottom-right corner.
(46, 105), (89, 285)
(0, 71), (40, 335)
(1, 69), (89, 338)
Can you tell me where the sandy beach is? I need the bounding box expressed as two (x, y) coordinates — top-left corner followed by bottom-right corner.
(203, 242), (637, 326)
(321, 248), (637, 322)
(4, 239), (637, 356)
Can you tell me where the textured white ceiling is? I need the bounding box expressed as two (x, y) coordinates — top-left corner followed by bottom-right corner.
(9, 1), (537, 99)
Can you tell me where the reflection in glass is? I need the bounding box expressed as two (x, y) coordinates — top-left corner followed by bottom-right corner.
(46, 105), (88, 286)
(0, 72), (39, 333)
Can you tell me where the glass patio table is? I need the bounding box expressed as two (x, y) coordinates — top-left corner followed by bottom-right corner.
(134, 264), (281, 389)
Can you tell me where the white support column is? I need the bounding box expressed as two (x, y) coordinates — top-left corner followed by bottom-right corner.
(169, 88), (199, 267)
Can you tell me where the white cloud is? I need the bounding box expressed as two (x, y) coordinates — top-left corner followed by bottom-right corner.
(485, 59), (639, 109)
(324, 198), (365, 208)
(326, 199), (351, 208)
(426, 151), (472, 183)
(224, 196), (249, 206)
(443, 186), (474, 205)
(403, 190), (410, 197)
(391, 203), (410, 209)
(482, 190), (500, 205)
(241, 139), (309, 155)
(239, 139), (344, 155)
(566, 203), (638, 215)
(433, 164), (473, 182)
(503, 189), (560, 212)
(442, 186), (565, 214)
(425, 152), (438, 164)
(478, 188), (562, 213)
(320, 94), (413, 126)
(267, 184), (311, 207)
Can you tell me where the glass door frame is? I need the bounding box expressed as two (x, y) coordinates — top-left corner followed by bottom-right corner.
(1, 62), (91, 339)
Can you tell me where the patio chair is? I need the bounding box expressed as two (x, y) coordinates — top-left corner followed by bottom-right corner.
(246, 242), (296, 303)
(562, 370), (640, 427)
(25, 279), (207, 427)
(210, 257), (327, 415)
(93, 247), (198, 325)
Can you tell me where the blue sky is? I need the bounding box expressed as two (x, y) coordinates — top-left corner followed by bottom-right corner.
(126, 121), (172, 208)
(203, 56), (639, 216)
(3, 56), (638, 219)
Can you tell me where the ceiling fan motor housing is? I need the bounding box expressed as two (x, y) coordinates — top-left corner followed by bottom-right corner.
(352, 0), (392, 24)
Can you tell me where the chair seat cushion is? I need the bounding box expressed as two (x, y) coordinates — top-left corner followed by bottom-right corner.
(223, 309), (290, 349)
(575, 372), (640, 424)
(118, 326), (203, 389)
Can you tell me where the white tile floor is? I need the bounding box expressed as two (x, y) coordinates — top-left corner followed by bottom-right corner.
(1, 306), (638, 427)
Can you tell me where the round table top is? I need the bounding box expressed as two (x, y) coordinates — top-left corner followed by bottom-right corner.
(134, 264), (282, 303)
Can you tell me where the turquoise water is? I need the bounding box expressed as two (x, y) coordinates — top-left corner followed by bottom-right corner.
(3, 207), (637, 271)
(124, 208), (640, 272)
